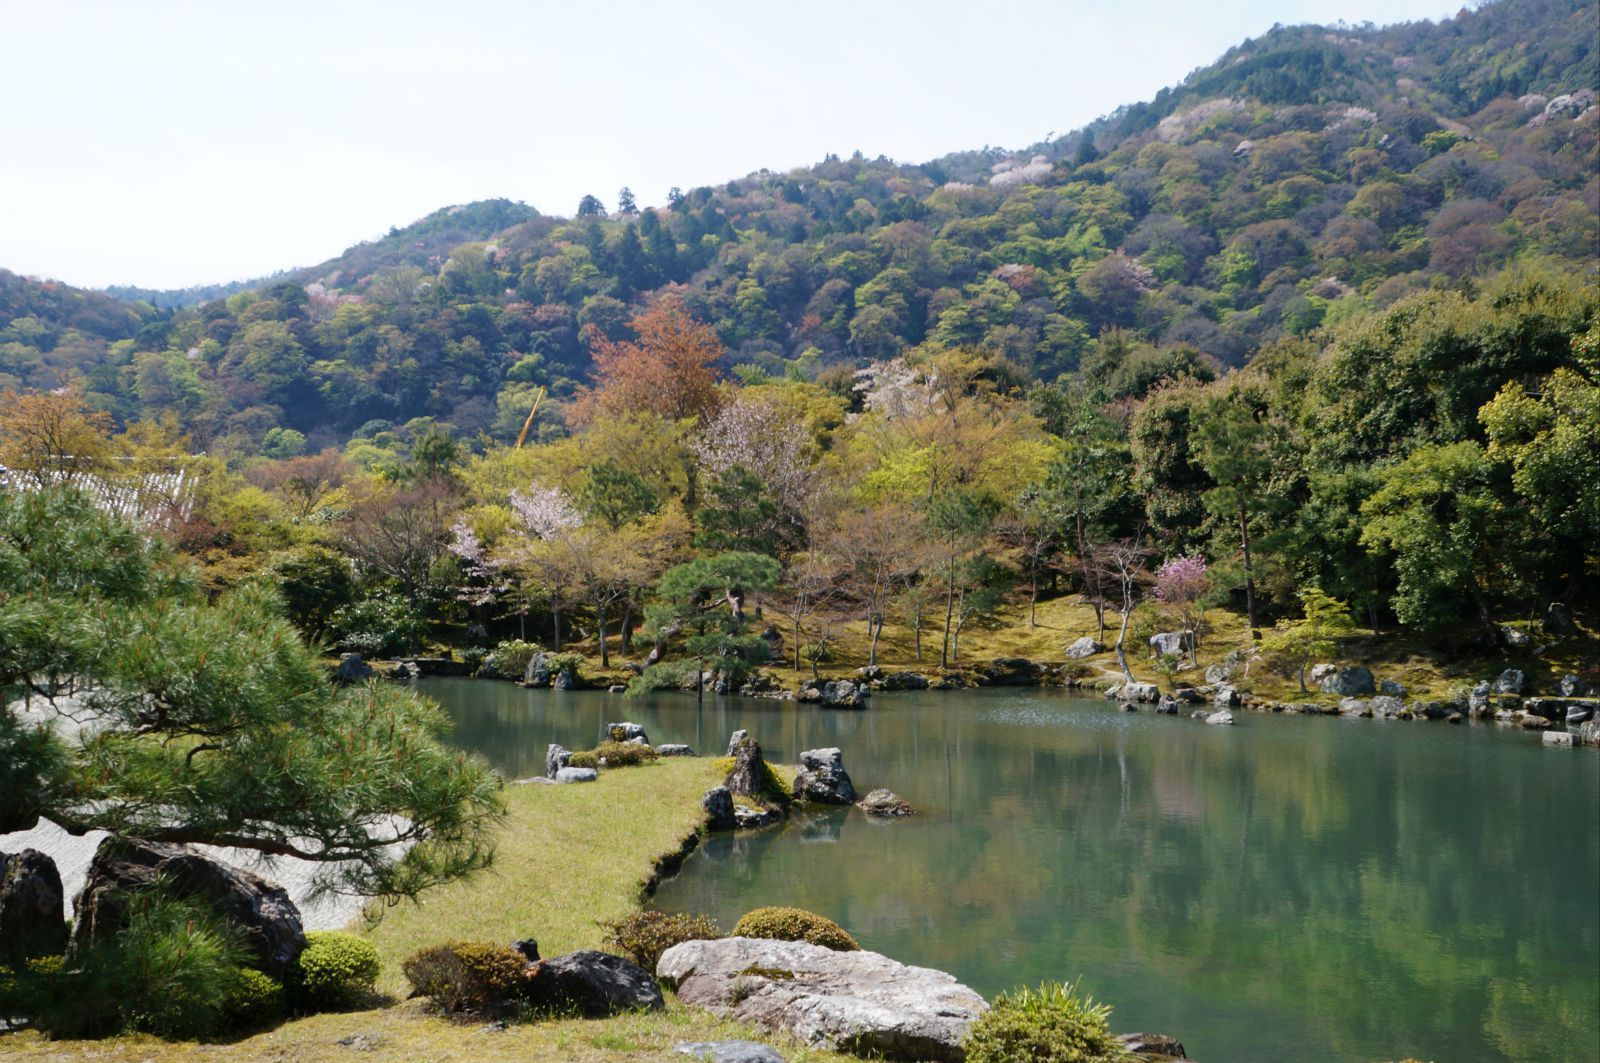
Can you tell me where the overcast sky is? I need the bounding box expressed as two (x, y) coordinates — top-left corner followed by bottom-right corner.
(2, 0), (1459, 291)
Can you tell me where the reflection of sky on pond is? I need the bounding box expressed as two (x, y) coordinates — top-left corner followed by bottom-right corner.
(424, 679), (1600, 1063)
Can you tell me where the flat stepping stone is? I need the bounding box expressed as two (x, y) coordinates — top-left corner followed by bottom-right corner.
(675, 1041), (785, 1063)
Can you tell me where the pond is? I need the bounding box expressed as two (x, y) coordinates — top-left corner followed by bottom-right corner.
(421, 679), (1600, 1063)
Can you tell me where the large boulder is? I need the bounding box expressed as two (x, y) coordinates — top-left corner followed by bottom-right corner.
(658, 937), (987, 1062)
(793, 748), (857, 805)
(555, 767), (597, 783)
(725, 735), (772, 799)
(1065, 636), (1104, 659)
(69, 838), (305, 981)
(1319, 666), (1375, 697)
(0, 849), (67, 960)
(820, 680), (868, 709)
(1576, 719), (1600, 747)
(703, 787), (737, 832)
(605, 722), (648, 744)
(881, 672), (929, 691)
(980, 658), (1039, 686)
(726, 730), (751, 756)
(545, 743), (572, 779)
(522, 949), (663, 1016)
(1205, 710), (1235, 726)
(1558, 674), (1586, 697)
(1468, 681), (1493, 718)
(858, 789), (916, 817)
(334, 653), (375, 683)
(523, 652), (551, 686)
(1148, 631), (1194, 658)
(1370, 695), (1405, 719)
(1494, 669), (1529, 695)
(658, 743), (697, 757)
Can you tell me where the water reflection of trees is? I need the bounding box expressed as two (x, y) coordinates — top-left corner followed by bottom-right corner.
(426, 681), (1599, 1062)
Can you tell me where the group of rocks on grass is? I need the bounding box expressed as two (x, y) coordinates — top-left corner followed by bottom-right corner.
(0, 838), (380, 1040)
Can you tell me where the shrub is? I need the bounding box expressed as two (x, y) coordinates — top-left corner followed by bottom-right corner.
(602, 910), (722, 972)
(731, 907), (858, 951)
(964, 980), (1130, 1063)
(547, 651), (584, 678)
(567, 740), (659, 770)
(484, 639), (542, 680)
(221, 966), (285, 1029)
(401, 940), (527, 1014)
(330, 591), (428, 657)
(294, 930), (381, 1010)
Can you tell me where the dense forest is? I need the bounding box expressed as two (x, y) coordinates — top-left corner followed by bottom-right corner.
(0, 0), (1596, 672)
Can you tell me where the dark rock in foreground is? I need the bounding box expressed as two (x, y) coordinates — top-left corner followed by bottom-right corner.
(703, 787), (737, 832)
(0, 848), (67, 960)
(523, 949), (663, 1016)
(793, 748), (857, 805)
(70, 837), (305, 980)
(658, 937), (986, 1062)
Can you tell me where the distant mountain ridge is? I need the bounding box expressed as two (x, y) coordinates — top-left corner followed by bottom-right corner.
(1, 0), (1594, 455)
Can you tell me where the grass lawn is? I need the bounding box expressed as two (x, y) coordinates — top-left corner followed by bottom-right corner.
(1, 758), (855, 1062)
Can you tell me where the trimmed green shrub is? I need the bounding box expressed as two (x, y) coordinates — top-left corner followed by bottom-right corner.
(221, 966), (285, 1029)
(731, 907), (858, 951)
(294, 930), (381, 1010)
(485, 639), (542, 680)
(401, 940), (527, 1013)
(602, 910), (722, 972)
(964, 980), (1131, 1063)
(567, 740), (659, 770)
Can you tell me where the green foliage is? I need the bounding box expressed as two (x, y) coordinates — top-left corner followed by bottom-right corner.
(601, 910), (722, 972)
(330, 589), (429, 656)
(221, 966), (286, 1030)
(964, 980), (1131, 1063)
(484, 639), (542, 680)
(1260, 587), (1358, 691)
(566, 740), (659, 770)
(730, 906), (859, 952)
(262, 546), (355, 638)
(293, 931), (381, 1011)
(401, 940), (527, 1014)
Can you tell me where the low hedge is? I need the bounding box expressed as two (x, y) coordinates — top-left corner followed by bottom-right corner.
(731, 906), (858, 952)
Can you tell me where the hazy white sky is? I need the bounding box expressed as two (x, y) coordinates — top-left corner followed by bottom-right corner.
(2, 0), (1457, 290)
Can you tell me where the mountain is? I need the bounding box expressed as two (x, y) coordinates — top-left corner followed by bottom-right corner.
(0, 0), (1594, 456)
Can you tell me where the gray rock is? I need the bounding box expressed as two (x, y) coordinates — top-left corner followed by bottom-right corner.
(608, 684), (627, 694)
(1112, 682), (1160, 703)
(1577, 719), (1600, 747)
(555, 767), (598, 783)
(820, 680), (868, 709)
(524, 652), (551, 686)
(658, 743), (697, 757)
(552, 668), (577, 690)
(675, 1041), (785, 1063)
(1494, 669), (1529, 695)
(1203, 663), (1231, 685)
(69, 837), (305, 981)
(793, 748), (857, 805)
(981, 658), (1039, 686)
(1149, 631), (1194, 658)
(545, 743), (571, 779)
(511, 938), (541, 963)
(1545, 602), (1577, 633)
(658, 937), (986, 1062)
(523, 949), (663, 1016)
(881, 671), (929, 691)
(726, 736), (772, 799)
(1153, 697), (1179, 714)
(1205, 710), (1234, 725)
(859, 789), (916, 817)
(1379, 679), (1406, 696)
(1565, 705), (1594, 726)
(1370, 695), (1405, 719)
(1065, 636), (1104, 659)
(1213, 685), (1242, 708)
(1469, 681), (1493, 718)
(703, 787), (736, 832)
(1120, 701), (1139, 712)
(1502, 626), (1532, 648)
(1558, 674), (1584, 697)
(1542, 731), (1575, 748)
(1173, 687), (1207, 704)
(335, 653), (375, 683)
(0, 848), (67, 960)
(1339, 697), (1372, 717)
(726, 730), (751, 756)
(605, 722), (649, 743)
(1118, 1032), (1188, 1058)
(1320, 666), (1375, 697)
(1308, 662), (1337, 683)
(734, 805), (784, 829)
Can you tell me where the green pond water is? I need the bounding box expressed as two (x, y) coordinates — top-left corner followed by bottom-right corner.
(420, 679), (1600, 1063)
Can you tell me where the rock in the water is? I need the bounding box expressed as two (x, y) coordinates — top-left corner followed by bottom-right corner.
(858, 789), (915, 817)
(1542, 731), (1575, 748)
(523, 949), (663, 1016)
(1494, 668), (1529, 695)
(555, 767), (598, 783)
(69, 838), (305, 980)
(1469, 681), (1493, 718)
(524, 652), (551, 686)
(703, 787), (736, 832)
(0, 849), (67, 960)
(726, 730), (751, 756)
(1370, 695), (1405, 719)
(1110, 682), (1159, 703)
(658, 743), (697, 757)
(734, 806), (784, 829)
(1120, 701), (1139, 712)
(545, 743), (572, 779)
(881, 671), (929, 691)
(981, 658), (1039, 686)
(335, 653), (375, 683)
(1205, 710), (1234, 725)
(658, 937), (986, 1062)
(1065, 636), (1104, 659)
(1173, 687), (1207, 704)
(1565, 705), (1594, 725)
(1339, 697), (1371, 717)
(1148, 631), (1194, 658)
(1576, 719), (1600, 746)
(675, 1041), (784, 1063)
(1154, 697), (1179, 714)
(819, 680), (868, 708)
(606, 722), (649, 743)
(1118, 1032), (1188, 1058)
(793, 748), (857, 805)
(608, 684), (627, 694)
(552, 668), (578, 690)
(1213, 685), (1242, 708)
(1320, 666), (1375, 697)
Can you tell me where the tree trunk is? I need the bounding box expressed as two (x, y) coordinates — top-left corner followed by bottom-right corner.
(1297, 658), (1308, 693)
(1238, 501), (1258, 631)
(913, 611), (923, 661)
(1028, 567), (1039, 628)
(941, 577), (956, 669)
(596, 600), (609, 668)
(552, 602), (562, 651)
(867, 612), (880, 668)
(1114, 604), (1135, 681)
(619, 600), (633, 652)
(726, 586), (746, 625)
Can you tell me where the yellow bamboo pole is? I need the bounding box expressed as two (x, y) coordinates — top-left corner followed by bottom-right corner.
(514, 386), (547, 450)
